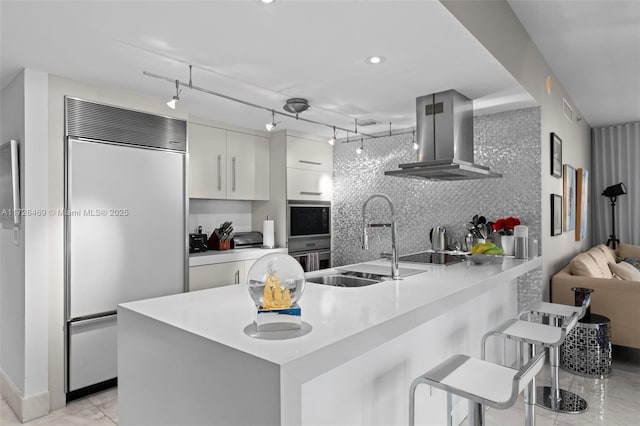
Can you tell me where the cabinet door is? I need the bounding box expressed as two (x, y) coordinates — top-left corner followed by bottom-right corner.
(226, 131), (269, 200)
(188, 123), (227, 199)
(287, 168), (332, 201)
(189, 261), (244, 291)
(287, 135), (333, 172)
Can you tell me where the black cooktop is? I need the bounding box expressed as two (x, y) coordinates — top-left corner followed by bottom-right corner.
(399, 252), (465, 266)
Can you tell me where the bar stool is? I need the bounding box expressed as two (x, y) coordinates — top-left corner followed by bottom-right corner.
(409, 351), (545, 426)
(522, 295), (591, 414)
(481, 312), (580, 425)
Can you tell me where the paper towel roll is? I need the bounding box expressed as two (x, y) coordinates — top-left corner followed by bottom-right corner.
(514, 225), (528, 238)
(262, 219), (274, 248)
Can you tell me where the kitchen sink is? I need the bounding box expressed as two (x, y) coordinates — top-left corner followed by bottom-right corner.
(306, 272), (384, 287)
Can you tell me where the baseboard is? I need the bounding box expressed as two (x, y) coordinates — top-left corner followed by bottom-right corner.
(0, 369), (50, 422)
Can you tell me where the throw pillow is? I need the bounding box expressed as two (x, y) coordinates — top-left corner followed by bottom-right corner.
(623, 258), (640, 271)
(609, 261), (640, 281)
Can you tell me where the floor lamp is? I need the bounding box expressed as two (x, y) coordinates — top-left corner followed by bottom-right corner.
(602, 182), (627, 249)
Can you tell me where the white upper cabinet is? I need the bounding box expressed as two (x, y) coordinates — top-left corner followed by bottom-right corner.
(188, 123), (226, 199)
(287, 168), (333, 201)
(286, 135), (333, 172)
(226, 131), (269, 200)
(285, 134), (333, 201)
(188, 122), (269, 200)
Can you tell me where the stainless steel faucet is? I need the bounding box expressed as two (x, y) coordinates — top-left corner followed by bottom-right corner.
(361, 194), (400, 280)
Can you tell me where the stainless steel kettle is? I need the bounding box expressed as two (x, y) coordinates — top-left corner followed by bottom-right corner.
(429, 226), (447, 252)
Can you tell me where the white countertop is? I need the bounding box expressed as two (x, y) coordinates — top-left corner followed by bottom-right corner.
(189, 247), (288, 266)
(121, 256), (541, 371)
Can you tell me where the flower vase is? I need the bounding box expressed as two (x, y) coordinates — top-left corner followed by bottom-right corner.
(501, 235), (515, 256)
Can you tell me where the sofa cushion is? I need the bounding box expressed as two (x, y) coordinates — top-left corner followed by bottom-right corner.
(571, 253), (611, 278)
(609, 261), (640, 281)
(586, 247), (615, 278)
(593, 244), (617, 265)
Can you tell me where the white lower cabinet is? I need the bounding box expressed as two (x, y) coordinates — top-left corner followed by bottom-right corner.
(287, 168), (333, 201)
(188, 259), (256, 291)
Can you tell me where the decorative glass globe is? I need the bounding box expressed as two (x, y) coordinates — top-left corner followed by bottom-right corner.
(247, 253), (306, 309)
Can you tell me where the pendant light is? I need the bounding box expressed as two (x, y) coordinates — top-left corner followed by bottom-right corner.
(356, 138), (364, 155)
(412, 130), (419, 150)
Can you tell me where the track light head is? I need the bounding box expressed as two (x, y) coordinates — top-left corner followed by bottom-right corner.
(266, 110), (279, 132)
(411, 130), (418, 150)
(328, 126), (336, 145)
(167, 95), (179, 109)
(167, 80), (181, 109)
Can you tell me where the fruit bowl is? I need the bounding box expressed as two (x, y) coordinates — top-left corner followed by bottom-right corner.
(466, 254), (502, 264)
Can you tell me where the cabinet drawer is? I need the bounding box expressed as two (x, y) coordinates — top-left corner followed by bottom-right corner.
(287, 168), (332, 201)
(287, 136), (332, 172)
(189, 261), (245, 291)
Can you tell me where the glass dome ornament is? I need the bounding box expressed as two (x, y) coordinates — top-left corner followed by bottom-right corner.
(247, 253), (305, 332)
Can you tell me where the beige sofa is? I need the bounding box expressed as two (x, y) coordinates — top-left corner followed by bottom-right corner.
(551, 243), (640, 350)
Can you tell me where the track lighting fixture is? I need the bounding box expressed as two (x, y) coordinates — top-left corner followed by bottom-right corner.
(356, 138), (364, 155)
(412, 130), (419, 150)
(328, 126), (337, 145)
(265, 110), (279, 132)
(145, 66), (417, 142)
(166, 80), (181, 109)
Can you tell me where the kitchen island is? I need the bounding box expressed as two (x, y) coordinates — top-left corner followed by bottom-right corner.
(118, 256), (541, 426)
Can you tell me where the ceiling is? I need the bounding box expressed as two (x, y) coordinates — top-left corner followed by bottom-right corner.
(509, 0), (640, 128)
(1, 0), (537, 138)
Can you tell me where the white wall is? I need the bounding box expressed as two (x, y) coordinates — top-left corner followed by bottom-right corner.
(442, 0), (592, 301)
(0, 68), (50, 422)
(0, 69), (26, 399)
(189, 199), (253, 236)
(47, 74), (189, 410)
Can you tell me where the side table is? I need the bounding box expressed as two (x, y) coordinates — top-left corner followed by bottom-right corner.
(560, 313), (612, 378)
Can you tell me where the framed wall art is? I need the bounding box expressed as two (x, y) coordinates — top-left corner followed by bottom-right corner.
(551, 194), (563, 236)
(575, 168), (589, 241)
(550, 133), (562, 178)
(563, 164), (576, 232)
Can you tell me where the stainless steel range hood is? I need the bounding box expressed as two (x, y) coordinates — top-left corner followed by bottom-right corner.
(385, 90), (501, 181)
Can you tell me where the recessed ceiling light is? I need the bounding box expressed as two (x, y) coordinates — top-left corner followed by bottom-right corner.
(365, 56), (385, 65)
(261, 0), (275, 4)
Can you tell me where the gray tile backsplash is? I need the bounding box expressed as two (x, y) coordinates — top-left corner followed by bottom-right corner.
(333, 107), (542, 309)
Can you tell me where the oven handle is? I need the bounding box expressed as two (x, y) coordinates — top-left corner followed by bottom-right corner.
(291, 249), (331, 258)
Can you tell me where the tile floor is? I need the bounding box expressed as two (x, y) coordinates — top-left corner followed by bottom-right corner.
(1, 354), (638, 425)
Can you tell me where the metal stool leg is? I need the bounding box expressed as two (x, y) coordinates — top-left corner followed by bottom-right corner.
(522, 342), (536, 426)
(536, 316), (588, 413)
(468, 400), (484, 426)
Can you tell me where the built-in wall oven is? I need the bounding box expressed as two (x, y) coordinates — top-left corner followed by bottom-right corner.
(287, 200), (331, 271)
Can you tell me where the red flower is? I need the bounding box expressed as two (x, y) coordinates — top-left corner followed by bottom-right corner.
(493, 217), (521, 235)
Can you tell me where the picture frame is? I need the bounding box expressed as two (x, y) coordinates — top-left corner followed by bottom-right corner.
(563, 164), (576, 232)
(551, 133), (562, 178)
(575, 168), (589, 241)
(551, 194), (563, 236)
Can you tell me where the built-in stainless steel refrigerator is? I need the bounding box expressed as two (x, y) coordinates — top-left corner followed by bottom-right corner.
(64, 97), (187, 397)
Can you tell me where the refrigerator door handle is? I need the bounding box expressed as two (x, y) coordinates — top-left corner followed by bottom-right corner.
(69, 310), (117, 325)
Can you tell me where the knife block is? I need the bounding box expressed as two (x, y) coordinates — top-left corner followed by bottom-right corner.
(208, 232), (231, 251)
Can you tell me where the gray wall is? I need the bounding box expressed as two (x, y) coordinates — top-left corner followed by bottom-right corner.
(333, 107), (542, 309)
